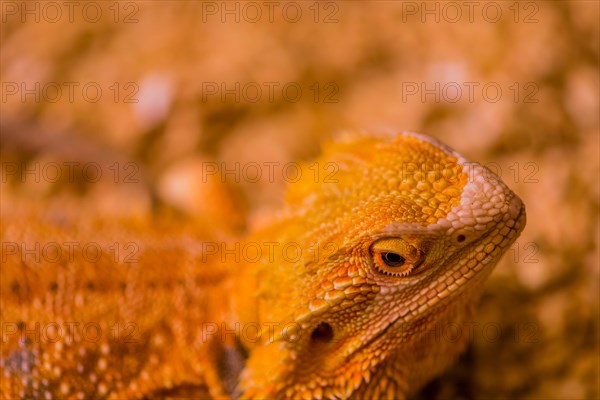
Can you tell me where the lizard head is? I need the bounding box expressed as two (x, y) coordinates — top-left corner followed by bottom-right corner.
(235, 132), (526, 399)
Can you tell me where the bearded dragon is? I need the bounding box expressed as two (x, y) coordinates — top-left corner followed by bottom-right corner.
(1, 131), (526, 399)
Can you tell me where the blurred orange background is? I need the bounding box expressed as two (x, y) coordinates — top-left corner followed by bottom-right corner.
(1, 1), (598, 398)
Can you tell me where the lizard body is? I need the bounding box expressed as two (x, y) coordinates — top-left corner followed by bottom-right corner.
(1, 132), (525, 399)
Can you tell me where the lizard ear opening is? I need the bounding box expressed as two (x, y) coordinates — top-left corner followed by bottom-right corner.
(311, 322), (334, 343)
(215, 337), (248, 398)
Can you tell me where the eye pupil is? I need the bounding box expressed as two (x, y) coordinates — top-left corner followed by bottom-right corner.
(382, 252), (405, 267)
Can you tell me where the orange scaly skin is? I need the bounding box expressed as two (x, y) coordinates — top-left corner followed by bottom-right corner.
(1, 132), (526, 399)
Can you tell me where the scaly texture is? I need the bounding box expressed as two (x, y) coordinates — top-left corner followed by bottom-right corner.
(1, 132), (525, 399)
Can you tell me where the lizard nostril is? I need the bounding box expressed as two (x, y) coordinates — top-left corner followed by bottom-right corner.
(456, 234), (466, 243)
(509, 194), (524, 220)
(311, 322), (334, 343)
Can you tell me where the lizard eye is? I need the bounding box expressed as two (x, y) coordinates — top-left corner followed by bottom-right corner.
(371, 238), (423, 277)
(381, 252), (405, 267)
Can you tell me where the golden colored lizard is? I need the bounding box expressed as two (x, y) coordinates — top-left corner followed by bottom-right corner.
(1, 132), (526, 399)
